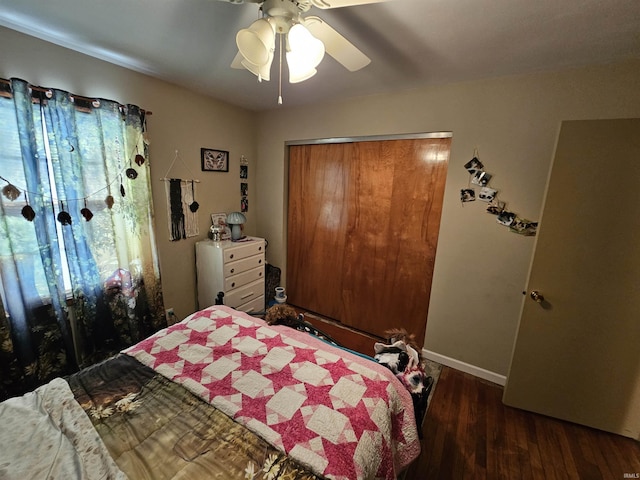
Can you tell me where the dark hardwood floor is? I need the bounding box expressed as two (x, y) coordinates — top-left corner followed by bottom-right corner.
(292, 307), (640, 480)
(407, 366), (640, 480)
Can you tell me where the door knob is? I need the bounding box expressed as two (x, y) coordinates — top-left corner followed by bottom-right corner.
(530, 291), (545, 303)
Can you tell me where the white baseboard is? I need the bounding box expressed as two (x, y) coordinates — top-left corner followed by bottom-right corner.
(422, 348), (507, 386)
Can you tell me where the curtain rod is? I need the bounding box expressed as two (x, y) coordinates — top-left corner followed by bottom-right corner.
(0, 78), (152, 115)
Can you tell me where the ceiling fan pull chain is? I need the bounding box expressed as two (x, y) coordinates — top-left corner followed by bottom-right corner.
(278, 33), (283, 105)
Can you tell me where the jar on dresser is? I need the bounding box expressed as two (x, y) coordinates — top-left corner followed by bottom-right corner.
(195, 236), (265, 313)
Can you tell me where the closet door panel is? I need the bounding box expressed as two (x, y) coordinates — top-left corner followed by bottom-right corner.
(287, 143), (350, 320)
(341, 140), (396, 332)
(342, 139), (449, 338)
(388, 138), (449, 338)
(288, 137), (449, 341)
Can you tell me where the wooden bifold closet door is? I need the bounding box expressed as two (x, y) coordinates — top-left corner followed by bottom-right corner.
(287, 137), (450, 341)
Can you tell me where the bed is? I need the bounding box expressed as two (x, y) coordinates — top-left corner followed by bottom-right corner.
(0, 305), (421, 480)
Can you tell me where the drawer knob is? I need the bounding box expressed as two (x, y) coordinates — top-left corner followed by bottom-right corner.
(259, 259), (262, 264)
(230, 268), (235, 273)
(230, 254), (234, 259)
(231, 282), (236, 288)
(259, 272), (262, 276)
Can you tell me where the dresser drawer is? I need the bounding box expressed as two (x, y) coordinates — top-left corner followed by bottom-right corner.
(224, 266), (264, 291)
(225, 278), (265, 309)
(236, 295), (265, 314)
(224, 240), (265, 263)
(224, 254), (264, 277)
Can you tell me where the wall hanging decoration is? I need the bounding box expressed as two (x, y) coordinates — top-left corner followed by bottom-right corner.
(201, 148), (229, 172)
(240, 155), (248, 179)
(241, 182), (249, 213)
(460, 188), (475, 203)
(478, 186), (497, 202)
(461, 148), (538, 236)
(161, 150), (200, 241)
(486, 200), (506, 215)
(240, 155), (249, 212)
(509, 217), (538, 236)
(188, 180), (200, 212)
(471, 170), (492, 187)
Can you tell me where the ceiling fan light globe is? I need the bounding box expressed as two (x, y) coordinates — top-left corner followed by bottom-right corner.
(287, 24), (325, 68)
(236, 18), (276, 66)
(286, 40), (324, 83)
(289, 66), (317, 83)
(286, 50), (318, 82)
(241, 53), (273, 81)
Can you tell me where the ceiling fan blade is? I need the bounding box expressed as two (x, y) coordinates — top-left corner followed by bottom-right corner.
(309, 0), (390, 9)
(304, 16), (370, 72)
(216, 0), (262, 4)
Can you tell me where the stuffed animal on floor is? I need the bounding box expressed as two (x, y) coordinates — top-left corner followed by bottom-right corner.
(374, 327), (433, 437)
(264, 304), (299, 327)
(373, 328), (421, 374)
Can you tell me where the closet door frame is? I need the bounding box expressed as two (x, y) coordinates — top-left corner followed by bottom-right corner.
(285, 131), (452, 340)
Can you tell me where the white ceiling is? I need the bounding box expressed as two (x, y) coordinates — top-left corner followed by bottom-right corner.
(1, 0), (639, 111)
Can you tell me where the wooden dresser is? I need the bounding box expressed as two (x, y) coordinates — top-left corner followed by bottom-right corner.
(196, 236), (265, 313)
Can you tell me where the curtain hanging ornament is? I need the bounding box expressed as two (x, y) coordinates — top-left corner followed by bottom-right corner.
(21, 204), (36, 221)
(105, 194), (114, 209)
(21, 192), (36, 221)
(128, 147), (140, 178)
(81, 198), (93, 221)
(135, 152), (145, 166)
(57, 201), (72, 225)
(119, 175), (126, 197)
(2, 183), (20, 201)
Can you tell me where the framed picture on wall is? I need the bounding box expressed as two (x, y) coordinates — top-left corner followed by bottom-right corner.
(201, 148), (229, 172)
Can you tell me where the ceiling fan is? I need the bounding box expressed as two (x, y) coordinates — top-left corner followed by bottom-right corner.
(218, 0), (389, 101)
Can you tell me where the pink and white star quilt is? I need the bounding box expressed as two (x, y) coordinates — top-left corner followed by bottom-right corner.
(124, 305), (420, 479)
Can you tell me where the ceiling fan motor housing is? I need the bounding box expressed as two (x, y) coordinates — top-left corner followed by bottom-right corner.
(263, 0), (311, 33)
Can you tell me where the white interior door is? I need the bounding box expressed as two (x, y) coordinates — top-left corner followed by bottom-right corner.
(503, 119), (640, 439)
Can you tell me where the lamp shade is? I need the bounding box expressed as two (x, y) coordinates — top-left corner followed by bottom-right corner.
(236, 18), (276, 67)
(286, 24), (325, 83)
(227, 211), (247, 241)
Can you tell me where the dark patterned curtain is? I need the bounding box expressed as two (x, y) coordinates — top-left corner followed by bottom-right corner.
(0, 78), (165, 400)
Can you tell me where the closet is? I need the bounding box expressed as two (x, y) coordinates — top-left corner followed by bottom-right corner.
(287, 134), (451, 341)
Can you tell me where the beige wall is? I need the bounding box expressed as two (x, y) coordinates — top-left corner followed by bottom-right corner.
(255, 60), (640, 377)
(3, 25), (640, 379)
(0, 27), (257, 322)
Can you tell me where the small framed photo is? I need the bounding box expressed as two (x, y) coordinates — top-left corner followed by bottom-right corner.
(478, 186), (498, 202)
(201, 148), (229, 172)
(210, 212), (231, 240)
(464, 157), (484, 175)
(471, 171), (492, 187)
(460, 188), (476, 203)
